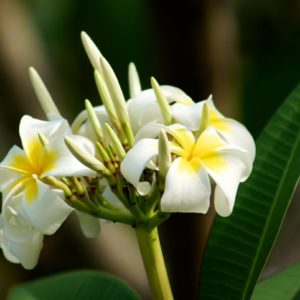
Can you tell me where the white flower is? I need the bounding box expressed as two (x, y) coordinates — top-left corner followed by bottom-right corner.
(0, 115), (95, 234)
(171, 95), (256, 161)
(121, 124), (252, 216)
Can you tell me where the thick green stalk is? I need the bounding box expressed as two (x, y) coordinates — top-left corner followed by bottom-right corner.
(135, 225), (173, 300)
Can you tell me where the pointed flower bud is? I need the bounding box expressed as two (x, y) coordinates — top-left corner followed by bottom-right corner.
(85, 99), (104, 142)
(158, 130), (171, 178)
(94, 71), (123, 134)
(44, 176), (72, 197)
(81, 31), (103, 74)
(64, 136), (110, 175)
(70, 177), (86, 196)
(29, 67), (60, 118)
(104, 123), (126, 160)
(100, 56), (134, 147)
(151, 77), (172, 125)
(128, 62), (142, 98)
(96, 142), (116, 173)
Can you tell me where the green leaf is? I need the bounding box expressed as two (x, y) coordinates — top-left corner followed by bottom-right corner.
(199, 84), (300, 299)
(251, 261), (300, 300)
(7, 270), (140, 300)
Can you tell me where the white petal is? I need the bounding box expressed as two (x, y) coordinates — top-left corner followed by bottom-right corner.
(127, 86), (192, 134)
(0, 145), (30, 175)
(5, 230), (43, 270)
(127, 89), (163, 134)
(44, 135), (96, 177)
(0, 168), (21, 194)
(0, 214), (43, 270)
(2, 194), (37, 243)
(0, 230), (19, 264)
(203, 149), (252, 217)
(73, 105), (110, 140)
(19, 115), (70, 158)
(137, 182), (151, 196)
(171, 101), (204, 131)
(204, 97), (255, 161)
(120, 139), (158, 187)
(22, 180), (73, 234)
(196, 125), (252, 216)
(161, 86), (193, 104)
(76, 211), (101, 238)
(134, 123), (163, 143)
(161, 157), (211, 213)
(204, 95), (225, 117)
(0, 217), (20, 263)
(215, 118), (256, 162)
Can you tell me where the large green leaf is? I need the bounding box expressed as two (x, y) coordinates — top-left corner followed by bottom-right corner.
(251, 261), (300, 300)
(7, 270), (139, 300)
(199, 84), (300, 299)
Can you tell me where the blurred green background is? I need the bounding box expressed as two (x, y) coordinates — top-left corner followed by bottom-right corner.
(0, 0), (299, 299)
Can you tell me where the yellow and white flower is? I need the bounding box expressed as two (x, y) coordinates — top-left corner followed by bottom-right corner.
(121, 124), (253, 216)
(171, 95), (256, 161)
(0, 115), (95, 235)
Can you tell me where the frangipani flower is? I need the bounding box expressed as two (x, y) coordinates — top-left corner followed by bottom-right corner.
(0, 115), (95, 234)
(121, 124), (252, 216)
(171, 95), (256, 161)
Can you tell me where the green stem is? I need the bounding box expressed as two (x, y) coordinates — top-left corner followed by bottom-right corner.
(69, 196), (135, 226)
(135, 225), (173, 300)
(92, 206), (135, 226)
(147, 211), (171, 231)
(113, 185), (146, 222)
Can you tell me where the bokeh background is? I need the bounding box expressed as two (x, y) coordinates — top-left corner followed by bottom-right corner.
(0, 0), (299, 299)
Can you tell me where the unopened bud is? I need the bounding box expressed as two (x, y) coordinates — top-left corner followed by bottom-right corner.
(128, 62), (141, 98)
(85, 99), (104, 142)
(64, 136), (110, 175)
(158, 130), (171, 178)
(151, 77), (172, 125)
(100, 56), (134, 147)
(81, 31), (103, 73)
(104, 123), (126, 160)
(29, 67), (60, 118)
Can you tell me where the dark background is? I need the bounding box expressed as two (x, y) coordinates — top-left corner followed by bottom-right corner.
(0, 0), (299, 299)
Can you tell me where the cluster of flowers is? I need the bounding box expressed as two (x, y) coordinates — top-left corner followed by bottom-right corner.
(0, 32), (255, 270)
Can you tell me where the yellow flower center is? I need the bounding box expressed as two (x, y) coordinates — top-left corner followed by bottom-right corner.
(170, 127), (228, 172)
(8, 137), (58, 202)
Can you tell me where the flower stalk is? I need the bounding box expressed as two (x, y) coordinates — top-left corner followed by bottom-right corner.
(135, 225), (173, 300)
